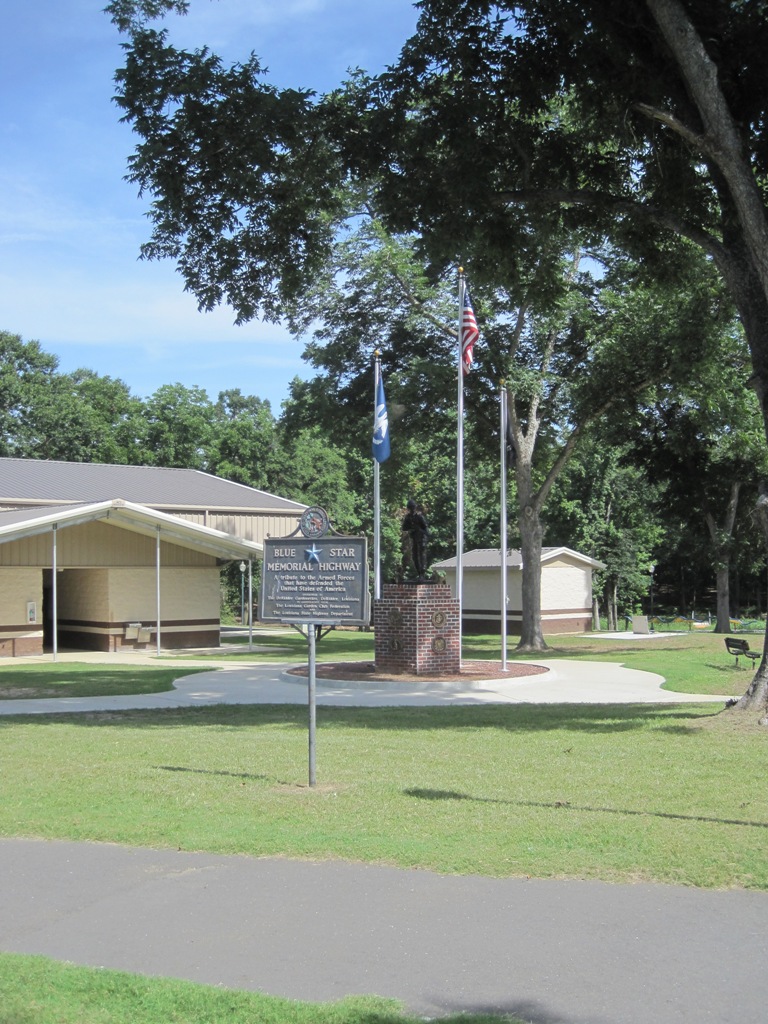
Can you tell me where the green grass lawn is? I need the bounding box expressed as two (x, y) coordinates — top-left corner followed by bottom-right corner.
(0, 664), (207, 700)
(216, 627), (377, 661)
(1, 700), (765, 890)
(0, 953), (518, 1024)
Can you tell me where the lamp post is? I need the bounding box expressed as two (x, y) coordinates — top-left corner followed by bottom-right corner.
(239, 561), (246, 626)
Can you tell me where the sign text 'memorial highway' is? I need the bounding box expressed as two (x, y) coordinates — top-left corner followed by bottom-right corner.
(260, 536), (369, 625)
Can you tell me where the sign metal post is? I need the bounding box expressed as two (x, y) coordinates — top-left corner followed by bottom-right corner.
(307, 622), (316, 787)
(260, 508), (369, 787)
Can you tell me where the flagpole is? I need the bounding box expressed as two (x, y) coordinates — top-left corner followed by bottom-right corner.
(373, 350), (383, 601)
(500, 382), (508, 670)
(456, 270), (466, 665)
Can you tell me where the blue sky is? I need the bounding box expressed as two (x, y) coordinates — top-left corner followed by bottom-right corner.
(0, 0), (419, 412)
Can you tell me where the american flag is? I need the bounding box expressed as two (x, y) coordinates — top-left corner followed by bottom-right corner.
(461, 288), (479, 374)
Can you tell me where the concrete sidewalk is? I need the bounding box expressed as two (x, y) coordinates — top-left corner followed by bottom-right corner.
(1, 838), (766, 1024)
(0, 655), (730, 714)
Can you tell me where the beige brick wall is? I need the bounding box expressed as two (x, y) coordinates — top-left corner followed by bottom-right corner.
(541, 565), (592, 610)
(108, 567), (220, 621)
(57, 569), (109, 620)
(0, 567), (43, 625)
(50, 566), (219, 624)
(460, 569), (523, 611)
(443, 565), (590, 613)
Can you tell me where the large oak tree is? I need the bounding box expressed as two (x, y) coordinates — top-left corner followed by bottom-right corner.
(336, 0), (768, 710)
(107, 1), (768, 713)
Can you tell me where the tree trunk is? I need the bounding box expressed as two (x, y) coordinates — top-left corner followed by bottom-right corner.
(714, 565), (731, 634)
(726, 276), (768, 716)
(647, 0), (768, 303)
(645, 0), (768, 719)
(733, 488), (768, 720)
(604, 583), (616, 631)
(517, 501), (548, 652)
(733, 630), (768, 723)
(704, 490), (739, 634)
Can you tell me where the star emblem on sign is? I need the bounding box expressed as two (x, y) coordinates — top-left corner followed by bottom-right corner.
(304, 544), (322, 565)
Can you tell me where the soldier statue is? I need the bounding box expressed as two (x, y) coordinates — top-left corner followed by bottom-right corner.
(401, 499), (429, 581)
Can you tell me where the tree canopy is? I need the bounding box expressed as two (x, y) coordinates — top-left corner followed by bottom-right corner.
(104, 1), (768, 708)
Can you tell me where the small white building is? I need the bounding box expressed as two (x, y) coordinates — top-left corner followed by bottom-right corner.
(433, 547), (605, 634)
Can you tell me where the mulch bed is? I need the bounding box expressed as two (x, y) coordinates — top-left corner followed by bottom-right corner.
(287, 660), (549, 684)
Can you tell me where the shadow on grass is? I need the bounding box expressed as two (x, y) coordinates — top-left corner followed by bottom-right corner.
(0, 702), (722, 733)
(154, 764), (270, 782)
(354, 1013), (541, 1024)
(423, 1000), (595, 1024)
(523, 642), (697, 658)
(0, 667), (203, 699)
(404, 787), (768, 830)
(707, 660), (761, 675)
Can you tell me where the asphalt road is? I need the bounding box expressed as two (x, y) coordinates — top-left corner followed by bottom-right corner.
(1, 838), (766, 1023)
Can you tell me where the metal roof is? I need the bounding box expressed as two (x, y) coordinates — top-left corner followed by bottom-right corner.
(0, 458), (306, 513)
(0, 499), (263, 561)
(433, 547), (605, 570)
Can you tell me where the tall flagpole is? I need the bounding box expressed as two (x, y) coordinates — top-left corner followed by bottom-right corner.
(372, 350), (390, 598)
(500, 382), (508, 670)
(373, 350), (383, 601)
(456, 270), (466, 664)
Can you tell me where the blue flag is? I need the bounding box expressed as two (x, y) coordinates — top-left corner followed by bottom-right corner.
(372, 366), (391, 463)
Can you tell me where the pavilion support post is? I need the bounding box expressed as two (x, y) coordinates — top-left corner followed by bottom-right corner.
(156, 526), (161, 656)
(52, 524), (58, 663)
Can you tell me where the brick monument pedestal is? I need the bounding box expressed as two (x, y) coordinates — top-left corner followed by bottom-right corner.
(374, 583), (460, 675)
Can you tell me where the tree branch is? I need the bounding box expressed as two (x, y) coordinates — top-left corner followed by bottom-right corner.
(496, 187), (727, 266)
(535, 374), (659, 511)
(645, 0), (768, 298)
(724, 480), (742, 537)
(633, 101), (709, 151)
(508, 301), (529, 361)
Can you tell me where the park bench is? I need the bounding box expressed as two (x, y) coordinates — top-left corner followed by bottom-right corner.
(724, 637), (760, 668)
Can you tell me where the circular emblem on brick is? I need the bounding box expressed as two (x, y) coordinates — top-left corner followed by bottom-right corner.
(431, 610), (447, 629)
(432, 636), (447, 654)
(388, 608), (403, 628)
(390, 638), (403, 652)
